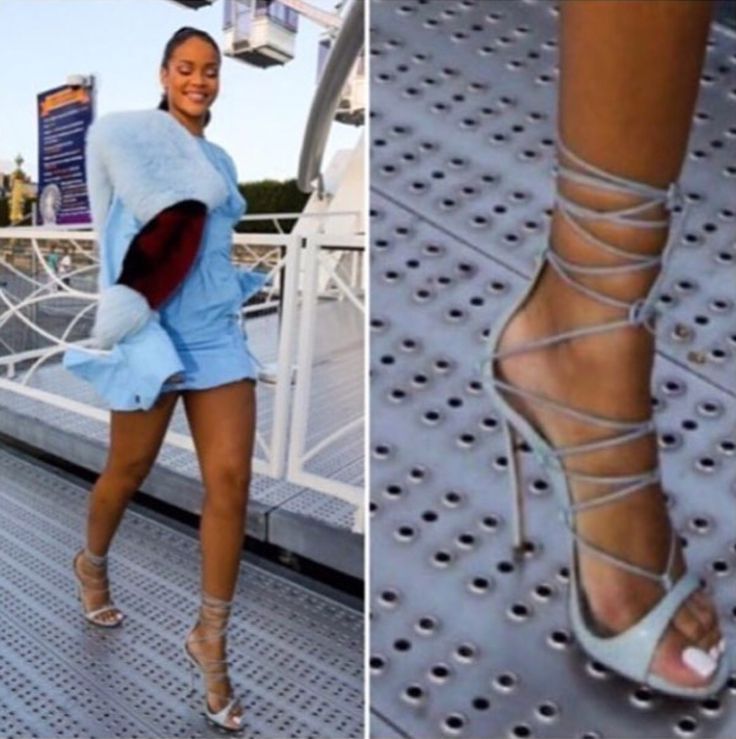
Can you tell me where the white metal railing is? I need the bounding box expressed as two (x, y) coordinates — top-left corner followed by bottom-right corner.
(0, 222), (365, 532)
(287, 233), (364, 531)
(0, 227), (289, 477)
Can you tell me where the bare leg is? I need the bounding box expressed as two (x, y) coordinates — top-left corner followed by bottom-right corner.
(74, 391), (180, 624)
(497, 0), (720, 687)
(183, 379), (256, 728)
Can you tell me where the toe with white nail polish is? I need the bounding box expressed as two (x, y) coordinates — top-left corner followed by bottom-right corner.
(682, 647), (717, 678)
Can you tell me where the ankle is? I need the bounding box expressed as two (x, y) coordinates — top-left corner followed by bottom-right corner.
(523, 262), (656, 363)
(561, 309), (655, 371)
(193, 616), (228, 634)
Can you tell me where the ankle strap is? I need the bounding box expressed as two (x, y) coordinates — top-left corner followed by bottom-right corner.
(489, 140), (689, 369)
(556, 138), (681, 225)
(202, 591), (233, 608)
(84, 547), (108, 566)
(549, 138), (687, 329)
(197, 591), (234, 632)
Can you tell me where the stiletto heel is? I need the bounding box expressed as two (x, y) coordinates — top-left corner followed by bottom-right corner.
(185, 654), (195, 696)
(481, 139), (730, 698)
(501, 418), (528, 559)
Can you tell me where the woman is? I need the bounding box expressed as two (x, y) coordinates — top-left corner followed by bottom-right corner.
(65, 27), (264, 731)
(484, 0), (729, 697)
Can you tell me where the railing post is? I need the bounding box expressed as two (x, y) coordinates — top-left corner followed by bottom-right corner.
(268, 233), (302, 477)
(287, 234), (320, 480)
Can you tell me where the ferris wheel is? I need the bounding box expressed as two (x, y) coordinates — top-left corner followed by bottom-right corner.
(164, 0), (364, 126)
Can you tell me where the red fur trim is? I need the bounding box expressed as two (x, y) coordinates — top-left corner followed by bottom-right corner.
(117, 200), (207, 309)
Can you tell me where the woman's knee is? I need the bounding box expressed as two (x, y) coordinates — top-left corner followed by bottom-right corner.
(202, 459), (252, 506)
(102, 457), (154, 493)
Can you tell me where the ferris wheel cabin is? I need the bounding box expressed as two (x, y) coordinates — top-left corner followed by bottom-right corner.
(222, 0), (299, 68)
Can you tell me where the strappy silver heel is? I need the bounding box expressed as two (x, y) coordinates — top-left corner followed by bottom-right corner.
(72, 547), (125, 627)
(184, 591), (245, 732)
(481, 140), (730, 697)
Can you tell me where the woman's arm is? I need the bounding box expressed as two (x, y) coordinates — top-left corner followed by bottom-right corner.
(117, 199), (207, 309)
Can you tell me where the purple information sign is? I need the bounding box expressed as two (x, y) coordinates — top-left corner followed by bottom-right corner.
(37, 83), (94, 226)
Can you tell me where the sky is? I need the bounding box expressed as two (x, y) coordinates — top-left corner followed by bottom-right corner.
(0, 0), (362, 183)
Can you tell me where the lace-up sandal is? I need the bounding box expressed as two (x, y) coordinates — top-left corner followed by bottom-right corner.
(184, 591), (246, 732)
(481, 140), (730, 698)
(72, 547), (125, 627)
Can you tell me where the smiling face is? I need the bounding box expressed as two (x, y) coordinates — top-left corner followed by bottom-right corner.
(160, 35), (220, 136)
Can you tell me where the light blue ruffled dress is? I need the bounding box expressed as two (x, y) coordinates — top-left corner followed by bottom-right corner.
(63, 111), (268, 411)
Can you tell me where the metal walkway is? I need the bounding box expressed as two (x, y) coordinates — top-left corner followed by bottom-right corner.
(370, 1), (736, 737)
(0, 299), (363, 578)
(0, 443), (363, 738)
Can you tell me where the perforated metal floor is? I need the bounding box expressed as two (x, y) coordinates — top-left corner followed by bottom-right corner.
(0, 444), (363, 738)
(369, 1), (736, 737)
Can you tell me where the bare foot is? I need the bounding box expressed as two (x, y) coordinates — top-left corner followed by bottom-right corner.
(492, 238), (724, 688)
(73, 550), (124, 626)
